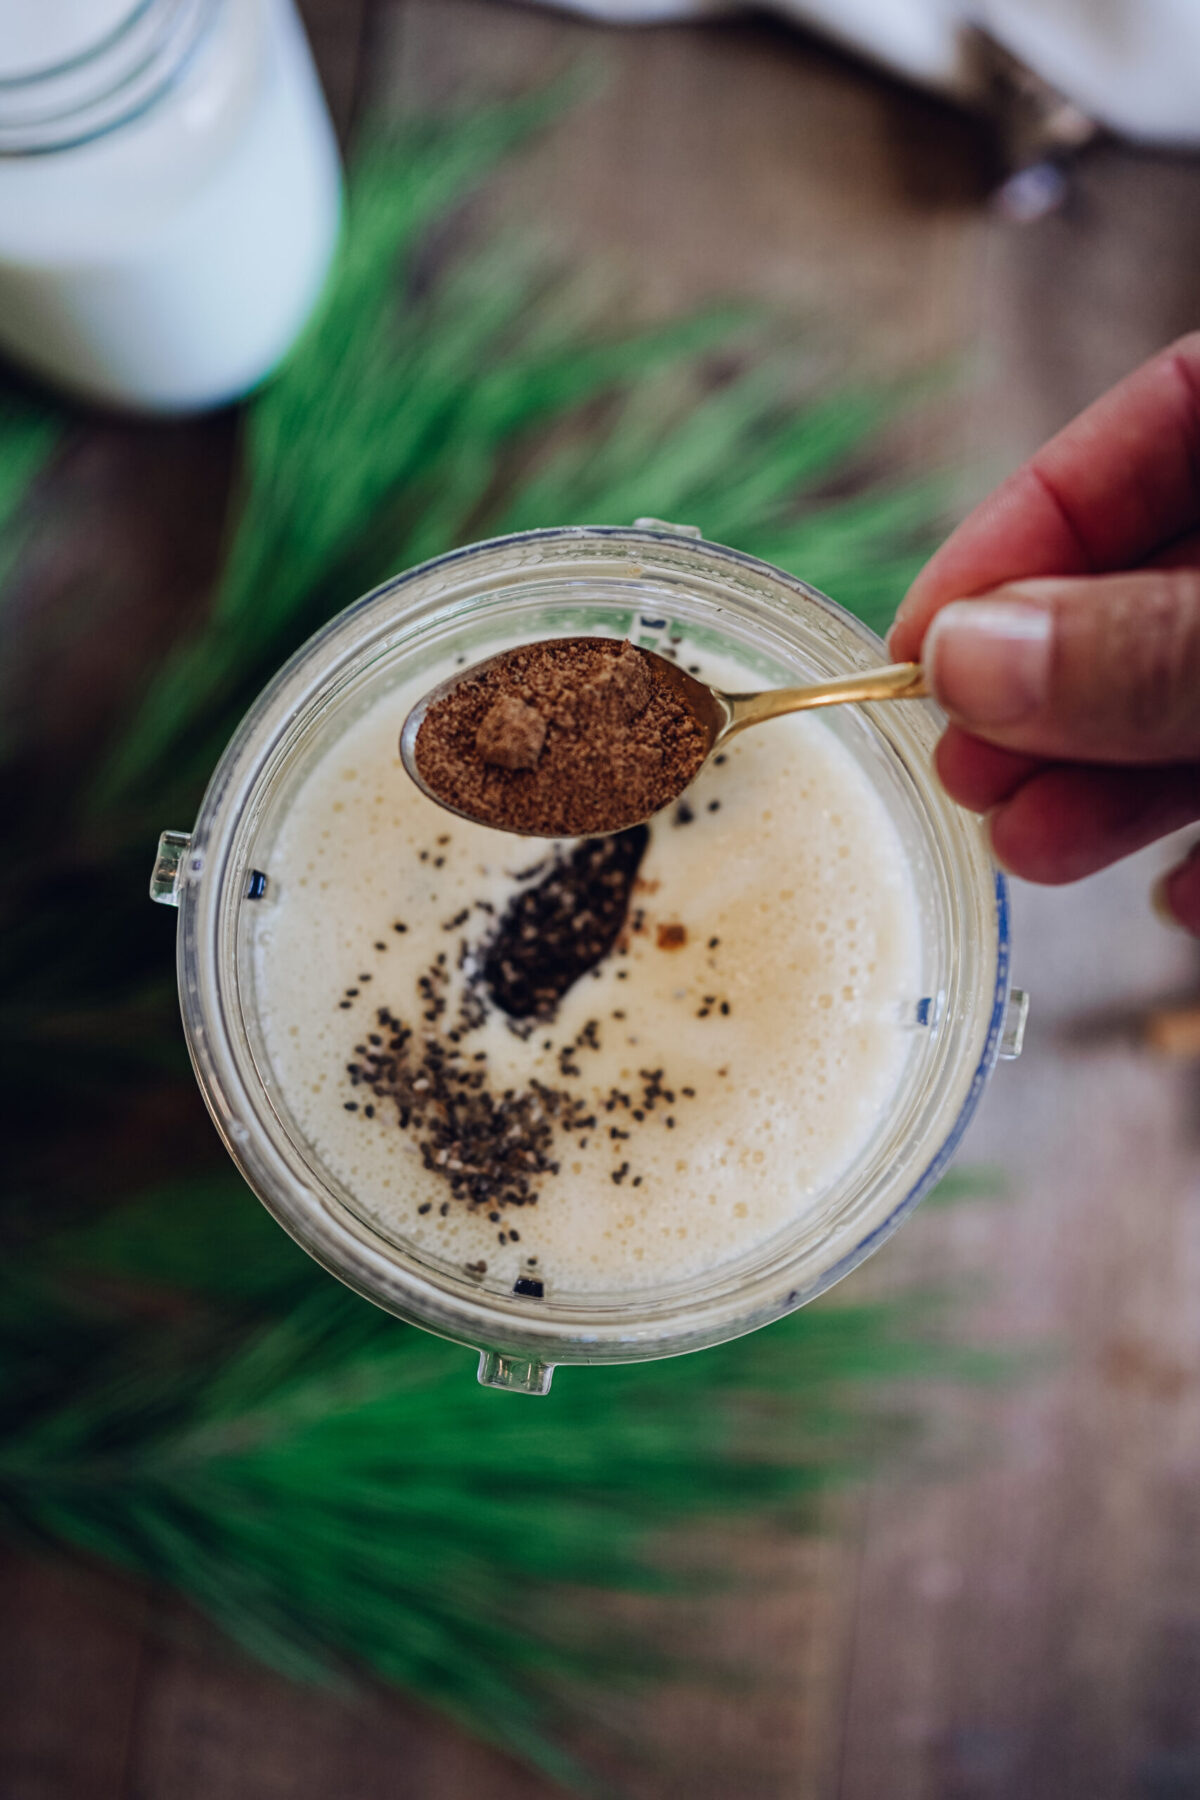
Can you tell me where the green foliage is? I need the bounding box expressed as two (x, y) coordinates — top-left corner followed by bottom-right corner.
(0, 388), (65, 764)
(0, 92), (983, 1790)
(922, 1164), (1008, 1205)
(0, 386), (61, 556)
(0, 1174), (999, 1787)
(88, 102), (942, 834)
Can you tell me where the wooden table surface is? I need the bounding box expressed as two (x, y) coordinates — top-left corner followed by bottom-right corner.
(6, 3), (1200, 1796)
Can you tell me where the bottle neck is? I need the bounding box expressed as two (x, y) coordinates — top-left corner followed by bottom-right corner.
(0, 0), (222, 156)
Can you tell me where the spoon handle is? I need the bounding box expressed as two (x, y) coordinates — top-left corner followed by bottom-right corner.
(726, 661), (928, 733)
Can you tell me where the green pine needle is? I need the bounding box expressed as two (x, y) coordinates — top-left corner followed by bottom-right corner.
(0, 1174), (1002, 1788)
(87, 97), (944, 832)
(0, 389), (65, 762)
(0, 386), (62, 556)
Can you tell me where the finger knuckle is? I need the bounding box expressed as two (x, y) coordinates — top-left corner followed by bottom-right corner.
(1053, 571), (1200, 751)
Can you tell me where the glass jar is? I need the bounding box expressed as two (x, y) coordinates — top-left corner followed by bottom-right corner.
(151, 524), (1027, 1393)
(0, 0), (341, 412)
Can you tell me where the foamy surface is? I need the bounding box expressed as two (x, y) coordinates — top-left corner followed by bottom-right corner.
(251, 646), (921, 1295)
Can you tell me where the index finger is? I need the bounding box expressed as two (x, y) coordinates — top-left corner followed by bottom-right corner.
(889, 331), (1200, 661)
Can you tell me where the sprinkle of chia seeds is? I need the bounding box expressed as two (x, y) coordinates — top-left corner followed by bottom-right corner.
(481, 826), (649, 1020)
(340, 813), (703, 1248)
(714, 753), (727, 765)
(720, 1000), (730, 1015)
(351, 984), (597, 1217)
(707, 800), (720, 813)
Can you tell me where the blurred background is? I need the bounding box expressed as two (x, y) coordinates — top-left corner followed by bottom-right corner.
(5, 2), (1200, 1797)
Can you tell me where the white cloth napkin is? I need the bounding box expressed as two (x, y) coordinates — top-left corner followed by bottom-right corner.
(529, 0), (1200, 147)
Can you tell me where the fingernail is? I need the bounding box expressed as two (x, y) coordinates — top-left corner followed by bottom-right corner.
(925, 599), (1052, 726)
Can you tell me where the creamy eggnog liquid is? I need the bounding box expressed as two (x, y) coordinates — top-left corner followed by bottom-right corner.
(251, 645), (922, 1296)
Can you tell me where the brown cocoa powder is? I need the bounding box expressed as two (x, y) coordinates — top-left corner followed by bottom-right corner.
(412, 638), (708, 837)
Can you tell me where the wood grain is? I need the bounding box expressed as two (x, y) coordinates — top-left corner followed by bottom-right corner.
(122, 1604), (566, 1800)
(0, 1555), (148, 1800)
(294, 0), (371, 139)
(385, 0), (993, 369)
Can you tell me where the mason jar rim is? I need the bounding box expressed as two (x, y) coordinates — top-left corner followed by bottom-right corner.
(173, 525), (1012, 1369)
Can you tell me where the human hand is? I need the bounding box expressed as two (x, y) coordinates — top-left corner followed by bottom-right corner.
(888, 332), (1200, 933)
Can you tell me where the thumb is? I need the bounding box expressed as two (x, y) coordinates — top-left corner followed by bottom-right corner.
(1156, 838), (1200, 935)
(923, 570), (1200, 765)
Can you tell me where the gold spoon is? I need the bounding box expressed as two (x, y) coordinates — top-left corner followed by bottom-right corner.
(400, 640), (929, 837)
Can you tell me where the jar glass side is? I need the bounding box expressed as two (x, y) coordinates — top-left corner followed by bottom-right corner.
(173, 528), (1011, 1368)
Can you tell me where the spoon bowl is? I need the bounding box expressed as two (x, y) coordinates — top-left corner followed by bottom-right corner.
(400, 637), (929, 837)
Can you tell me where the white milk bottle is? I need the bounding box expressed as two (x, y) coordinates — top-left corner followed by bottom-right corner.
(0, 0), (342, 412)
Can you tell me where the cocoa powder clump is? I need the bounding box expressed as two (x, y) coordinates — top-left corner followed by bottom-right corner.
(413, 638), (708, 837)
